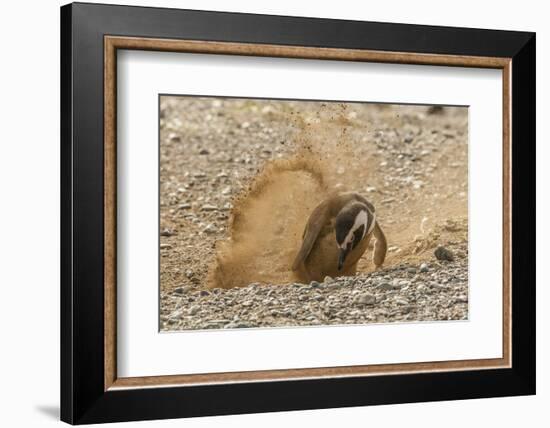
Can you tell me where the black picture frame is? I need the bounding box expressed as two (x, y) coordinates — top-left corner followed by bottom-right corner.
(61, 2), (535, 424)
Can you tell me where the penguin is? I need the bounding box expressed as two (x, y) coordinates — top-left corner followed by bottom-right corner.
(291, 192), (387, 283)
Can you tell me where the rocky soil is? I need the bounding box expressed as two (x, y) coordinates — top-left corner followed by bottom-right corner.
(159, 97), (469, 331)
(161, 256), (467, 330)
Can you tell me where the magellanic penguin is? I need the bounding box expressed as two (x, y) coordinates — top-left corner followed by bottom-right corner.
(292, 192), (387, 283)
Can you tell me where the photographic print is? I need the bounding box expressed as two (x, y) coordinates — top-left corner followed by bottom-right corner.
(159, 96), (468, 331)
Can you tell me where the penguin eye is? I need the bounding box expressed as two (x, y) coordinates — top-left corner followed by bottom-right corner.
(352, 225), (365, 249)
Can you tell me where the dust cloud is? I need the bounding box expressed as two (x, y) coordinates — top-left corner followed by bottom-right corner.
(208, 105), (362, 289)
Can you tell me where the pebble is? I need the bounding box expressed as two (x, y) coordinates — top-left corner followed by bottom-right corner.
(376, 281), (396, 291)
(173, 286), (192, 295)
(188, 305), (200, 315)
(161, 228), (175, 237)
(355, 293), (376, 305)
(416, 284), (429, 293)
(435, 246), (455, 261)
(199, 148), (210, 155)
(160, 243), (172, 249)
(203, 224), (218, 234)
(419, 263), (429, 272)
(201, 204), (218, 211)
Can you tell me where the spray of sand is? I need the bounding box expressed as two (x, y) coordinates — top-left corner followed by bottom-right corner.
(208, 104), (372, 289)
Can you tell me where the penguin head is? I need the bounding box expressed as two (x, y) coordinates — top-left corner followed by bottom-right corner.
(335, 203), (369, 270)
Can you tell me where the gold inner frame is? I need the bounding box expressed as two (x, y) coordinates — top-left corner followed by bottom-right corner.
(104, 35), (512, 391)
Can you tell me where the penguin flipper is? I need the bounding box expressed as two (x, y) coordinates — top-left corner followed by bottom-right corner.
(291, 201), (330, 271)
(372, 221), (387, 267)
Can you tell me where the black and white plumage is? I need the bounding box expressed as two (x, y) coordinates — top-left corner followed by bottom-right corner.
(291, 192), (387, 282)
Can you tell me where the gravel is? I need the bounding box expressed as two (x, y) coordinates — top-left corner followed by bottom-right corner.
(160, 257), (468, 330)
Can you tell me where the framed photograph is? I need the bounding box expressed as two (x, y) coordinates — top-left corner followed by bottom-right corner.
(60, 2), (535, 424)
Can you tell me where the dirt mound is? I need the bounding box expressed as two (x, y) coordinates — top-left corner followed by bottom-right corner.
(208, 105), (370, 288)
(208, 158), (327, 288)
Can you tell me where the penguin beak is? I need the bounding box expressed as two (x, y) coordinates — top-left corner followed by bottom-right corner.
(338, 247), (347, 270)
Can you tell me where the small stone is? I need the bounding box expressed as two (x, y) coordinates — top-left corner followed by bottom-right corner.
(429, 282), (447, 291)
(160, 228), (175, 237)
(173, 286), (191, 295)
(394, 298), (410, 306)
(201, 204), (218, 211)
(435, 246), (455, 261)
(199, 148), (210, 155)
(323, 276), (334, 284)
(200, 290), (210, 297)
(160, 243), (172, 249)
(419, 263), (429, 273)
(407, 267), (417, 274)
(178, 203), (191, 210)
(355, 293), (376, 305)
(231, 322), (253, 328)
(188, 305), (200, 315)
(221, 186), (231, 195)
(310, 280), (320, 288)
(416, 284), (429, 293)
(376, 282), (395, 291)
(193, 172), (207, 179)
(185, 270), (194, 279)
(203, 224), (217, 234)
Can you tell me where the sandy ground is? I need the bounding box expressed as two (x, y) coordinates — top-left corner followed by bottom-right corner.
(159, 97), (468, 331)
